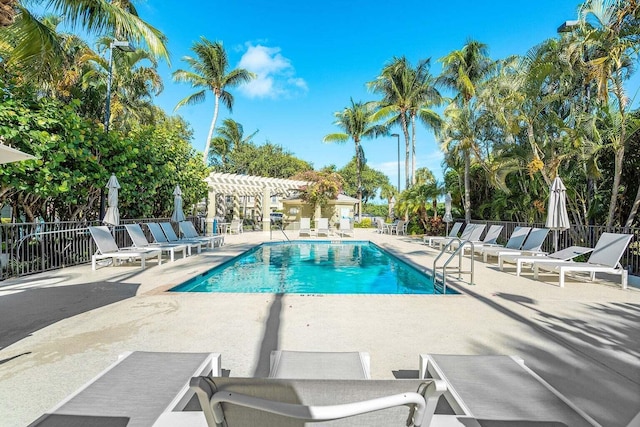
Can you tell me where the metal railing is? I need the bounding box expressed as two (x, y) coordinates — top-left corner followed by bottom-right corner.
(1, 217), (638, 280)
(0, 217), (200, 280)
(432, 239), (475, 293)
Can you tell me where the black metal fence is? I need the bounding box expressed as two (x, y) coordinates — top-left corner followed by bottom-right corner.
(0, 217), (200, 280)
(0, 218), (638, 280)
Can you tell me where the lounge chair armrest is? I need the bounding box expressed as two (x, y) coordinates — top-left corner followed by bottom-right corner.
(192, 377), (446, 427)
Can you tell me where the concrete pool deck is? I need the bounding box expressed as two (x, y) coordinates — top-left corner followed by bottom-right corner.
(0, 228), (639, 426)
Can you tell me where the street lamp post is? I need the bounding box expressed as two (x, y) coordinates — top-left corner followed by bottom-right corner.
(391, 133), (400, 192)
(100, 40), (133, 220)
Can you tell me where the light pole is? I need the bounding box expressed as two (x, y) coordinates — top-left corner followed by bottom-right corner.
(104, 40), (133, 133)
(100, 40), (133, 220)
(391, 133), (400, 192)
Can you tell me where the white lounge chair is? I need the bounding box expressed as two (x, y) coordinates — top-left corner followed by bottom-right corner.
(125, 223), (189, 261)
(191, 376), (446, 427)
(419, 354), (599, 426)
(147, 222), (203, 254)
(160, 222), (210, 252)
(269, 350), (370, 379)
(338, 218), (355, 238)
(436, 223), (486, 250)
(423, 221), (462, 246)
(499, 245), (593, 275)
(474, 226), (530, 260)
(299, 217), (311, 237)
(456, 224), (503, 255)
(179, 221), (224, 248)
(481, 227), (549, 263)
(88, 226), (162, 270)
(30, 351), (220, 427)
(317, 218), (330, 237)
(228, 219), (243, 234)
(533, 232), (633, 288)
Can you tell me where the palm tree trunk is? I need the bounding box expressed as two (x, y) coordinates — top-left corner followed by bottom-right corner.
(203, 93), (220, 165)
(355, 140), (362, 217)
(606, 86), (628, 228)
(464, 149), (471, 222)
(410, 114), (416, 186)
(401, 113), (411, 189)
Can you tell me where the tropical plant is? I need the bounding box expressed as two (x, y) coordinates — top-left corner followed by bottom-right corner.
(323, 99), (386, 213)
(173, 38), (255, 165)
(438, 39), (493, 222)
(338, 157), (391, 205)
(368, 56), (442, 188)
(292, 170), (344, 218)
(0, 0), (168, 73)
(209, 118), (258, 169)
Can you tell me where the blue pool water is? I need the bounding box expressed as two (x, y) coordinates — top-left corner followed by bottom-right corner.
(170, 241), (457, 295)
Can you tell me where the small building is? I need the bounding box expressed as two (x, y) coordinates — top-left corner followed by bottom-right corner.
(282, 194), (358, 230)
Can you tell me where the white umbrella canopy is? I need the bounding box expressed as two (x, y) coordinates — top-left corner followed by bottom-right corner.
(545, 176), (570, 252)
(0, 144), (35, 164)
(171, 185), (186, 223)
(103, 174), (121, 226)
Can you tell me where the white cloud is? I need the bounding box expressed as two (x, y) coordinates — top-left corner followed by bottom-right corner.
(238, 43), (308, 99)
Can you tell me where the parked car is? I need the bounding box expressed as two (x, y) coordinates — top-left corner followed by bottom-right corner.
(270, 212), (283, 225)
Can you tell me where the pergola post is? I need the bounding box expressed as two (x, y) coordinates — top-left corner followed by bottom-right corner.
(262, 186), (271, 232)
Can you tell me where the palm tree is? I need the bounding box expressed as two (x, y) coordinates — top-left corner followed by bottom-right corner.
(209, 118), (258, 171)
(577, 0), (639, 227)
(368, 57), (441, 188)
(438, 40), (493, 222)
(1, 0), (169, 71)
(173, 38), (255, 165)
(323, 99), (386, 216)
(379, 183), (397, 219)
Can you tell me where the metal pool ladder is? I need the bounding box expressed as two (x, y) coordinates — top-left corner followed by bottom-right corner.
(431, 238), (475, 293)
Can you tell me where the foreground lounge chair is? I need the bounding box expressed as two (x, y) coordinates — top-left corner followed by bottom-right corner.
(179, 221), (224, 248)
(481, 227), (550, 263)
(419, 354), (599, 426)
(147, 222), (203, 254)
(299, 217), (312, 237)
(191, 376), (446, 427)
(423, 221), (462, 247)
(30, 351), (220, 427)
(317, 218), (330, 237)
(499, 245), (594, 275)
(125, 223), (188, 262)
(337, 218), (355, 238)
(88, 226), (162, 270)
(533, 232), (633, 288)
(269, 350), (371, 379)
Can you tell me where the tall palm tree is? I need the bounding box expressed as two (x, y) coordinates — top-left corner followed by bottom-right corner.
(577, 0), (639, 227)
(323, 99), (386, 215)
(438, 40), (493, 222)
(173, 38), (255, 165)
(368, 57), (441, 188)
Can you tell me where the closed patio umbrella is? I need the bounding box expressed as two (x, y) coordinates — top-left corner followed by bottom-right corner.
(0, 144), (35, 164)
(171, 185), (186, 223)
(443, 192), (453, 235)
(103, 174), (120, 226)
(545, 176), (570, 252)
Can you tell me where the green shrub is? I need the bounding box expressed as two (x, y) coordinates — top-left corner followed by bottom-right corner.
(354, 218), (372, 228)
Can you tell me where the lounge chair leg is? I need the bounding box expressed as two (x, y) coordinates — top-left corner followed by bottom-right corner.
(92, 256), (97, 271)
(622, 270), (628, 290)
(559, 269), (565, 287)
(141, 258), (146, 269)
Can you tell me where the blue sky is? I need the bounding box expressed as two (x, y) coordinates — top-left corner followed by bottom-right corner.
(133, 1), (598, 193)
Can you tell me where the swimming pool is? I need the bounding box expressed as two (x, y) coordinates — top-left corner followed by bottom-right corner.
(170, 241), (457, 295)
